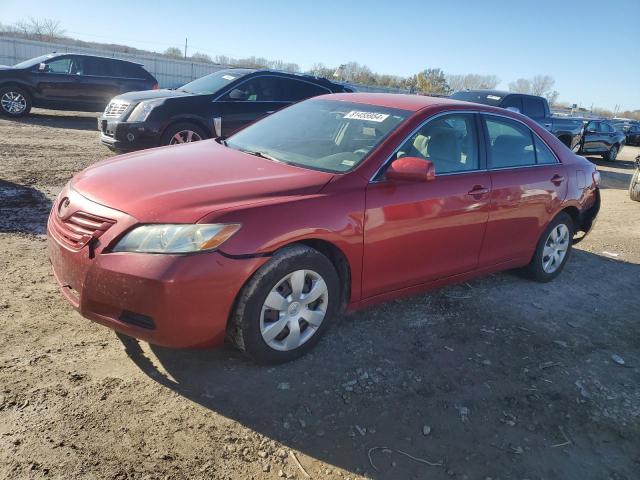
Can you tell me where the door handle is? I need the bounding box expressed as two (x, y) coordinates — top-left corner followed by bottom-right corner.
(550, 174), (565, 185)
(467, 185), (490, 196)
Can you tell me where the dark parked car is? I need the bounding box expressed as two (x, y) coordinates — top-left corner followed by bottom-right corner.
(0, 53), (158, 117)
(98, 68), (352, 152)
(612, 120), (640, 146)
(450, 90), (584, 151)
(579, 119), (626, 161)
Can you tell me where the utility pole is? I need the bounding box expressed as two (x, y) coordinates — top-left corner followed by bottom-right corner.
(184, 38), (188, 59)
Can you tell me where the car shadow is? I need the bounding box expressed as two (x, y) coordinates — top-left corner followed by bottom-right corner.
(585, 155), (634, 189)
(117, 249), (640, 479)
(10, 110), (99, 132)
(0, 180), (52, 234)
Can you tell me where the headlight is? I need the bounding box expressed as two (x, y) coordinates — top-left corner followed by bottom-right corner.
(112, 224), (241, 253)
(127, 99), (164, 122)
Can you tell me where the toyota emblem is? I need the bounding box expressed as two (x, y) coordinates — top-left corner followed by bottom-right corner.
(58, 197), (71, 218)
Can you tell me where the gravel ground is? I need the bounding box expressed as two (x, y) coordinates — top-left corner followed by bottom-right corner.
(1, 109), (639, 480)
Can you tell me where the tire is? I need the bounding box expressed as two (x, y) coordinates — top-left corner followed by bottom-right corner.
(630, 169), (640, 202)
(160, 122), (208, 146)
(525, 212), (574, 282)
(0, 86), (32, 117)
(603, 144), (618, 161)
(227, 244), (340, 364)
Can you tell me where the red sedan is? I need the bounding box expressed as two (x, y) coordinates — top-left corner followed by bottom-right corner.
(48, 93), (600, 363)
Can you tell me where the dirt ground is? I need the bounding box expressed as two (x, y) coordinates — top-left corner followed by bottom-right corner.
(1, 109), (639, 480)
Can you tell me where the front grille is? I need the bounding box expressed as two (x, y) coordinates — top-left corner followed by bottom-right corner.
(50, 209), (115, 250)
(104, 101), (129, 117)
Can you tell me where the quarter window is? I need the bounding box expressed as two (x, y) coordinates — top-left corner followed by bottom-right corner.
(533, 137), (557, 164)
(484, 116), (536, 168)
(395, 113), (479, 174)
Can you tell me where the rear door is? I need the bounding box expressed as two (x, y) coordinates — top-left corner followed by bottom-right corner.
(582, 121), (604, 152)
(77, 58), (124, 109)
(479, 114), (567, 267)
(362, 112), (491, 297)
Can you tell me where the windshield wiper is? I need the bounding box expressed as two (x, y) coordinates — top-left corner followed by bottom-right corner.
(214, 136), (227, 146)
(240, 149), (281, 163)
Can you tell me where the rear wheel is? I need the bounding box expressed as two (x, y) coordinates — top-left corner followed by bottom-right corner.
(227, 244), (340, 364)
(0, 86), (31, 117)
(630, 169), (640, 202)
(603, 144), (618, 161)
(525, 212), (574, 282)
(160, 122), (208, 146)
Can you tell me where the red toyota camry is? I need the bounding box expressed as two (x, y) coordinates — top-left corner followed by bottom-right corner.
(48, 93), (600, 363)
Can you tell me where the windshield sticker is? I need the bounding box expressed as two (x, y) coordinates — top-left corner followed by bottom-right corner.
(222, 75), (236, 81)
(344, 111), (390, 123)
(487, 95), (501, 101)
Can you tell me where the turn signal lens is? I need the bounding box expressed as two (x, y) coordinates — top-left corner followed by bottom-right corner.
(592, 170), (601, 186)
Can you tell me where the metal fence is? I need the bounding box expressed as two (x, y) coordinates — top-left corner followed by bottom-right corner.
(0, 36), (226, 88)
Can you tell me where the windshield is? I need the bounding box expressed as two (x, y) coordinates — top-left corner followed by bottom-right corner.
(179, 69), (250, 94)
(226, 99), (410, 173)
(13, 54), (57, 69)
(450, 91), (503, 106)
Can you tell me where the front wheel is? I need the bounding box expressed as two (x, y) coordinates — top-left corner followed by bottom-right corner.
(525, 212), (574, 282)
(227, 244), (340, 364)
(160, 122), (208, 147)
(630, 169), (640, 202)
(0, 86), (32, 117)
(603, 145), (618, 161)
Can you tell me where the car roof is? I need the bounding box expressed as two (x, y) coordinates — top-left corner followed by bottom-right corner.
(250, 69), (343, 87)
(316, 92), (479, 112)
(48, 52), (144, 66)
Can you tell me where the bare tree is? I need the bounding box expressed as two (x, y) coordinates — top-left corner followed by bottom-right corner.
(530, 75), (555, 97)
(191, 52), (213, 63)
(14, 17), (65, 41)
(164, 47), (183, 59)
(447, 74), (500, 91)
(508, 78), (532, 94)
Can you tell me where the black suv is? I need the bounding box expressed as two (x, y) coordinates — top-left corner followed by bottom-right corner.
(98, 68), (352, 152)
(0, 53), (158, 117)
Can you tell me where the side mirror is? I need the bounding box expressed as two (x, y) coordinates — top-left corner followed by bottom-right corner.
(386, 157), (435, 182)
(37, 62), (48, 72)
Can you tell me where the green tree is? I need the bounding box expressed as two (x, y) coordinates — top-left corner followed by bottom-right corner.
(415, 68), (451, 95)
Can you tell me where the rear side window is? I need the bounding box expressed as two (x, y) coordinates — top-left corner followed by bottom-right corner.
(83, 58), (112, 76)
(501, 96), (522, 112)
(396, 113), (479, 174)
(275, 78), (330, 102)
(484, 116), (535, 168)
(533, 137), (557, 164)
(522, 97), (546, 118)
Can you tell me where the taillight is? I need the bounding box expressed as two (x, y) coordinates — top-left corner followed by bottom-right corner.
(152, 83), (160, 90)
(592, 170), (601, 186)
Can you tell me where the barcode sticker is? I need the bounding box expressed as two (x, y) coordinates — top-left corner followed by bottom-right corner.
(222, 75), (236, 81)
(344, 111), (389, 122)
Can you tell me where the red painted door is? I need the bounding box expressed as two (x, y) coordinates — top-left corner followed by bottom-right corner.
(362, 171), (491, 298)
(479, 114), (568, 266)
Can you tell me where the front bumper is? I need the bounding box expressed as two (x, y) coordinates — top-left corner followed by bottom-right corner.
(47, 187), (267, 348)
(98, 117), (160, 151)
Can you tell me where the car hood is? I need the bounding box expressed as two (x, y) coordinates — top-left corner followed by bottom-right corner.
(71, 141), (334, 223)
(114, 88), (194, 103)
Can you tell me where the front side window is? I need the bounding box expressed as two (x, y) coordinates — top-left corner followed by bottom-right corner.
(226, 99), (409, 173)
(179, 70), (249, 95)
(220, 77), (278, 101)
(395, 113), (479, 174)
(586, 121), (598, 133)
(484, 116), (536, 168)
(45, 57), (74, 74)
(599, 123), (613, 133)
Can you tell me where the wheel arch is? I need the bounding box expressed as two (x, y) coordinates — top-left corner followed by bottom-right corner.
(0, 82), (33, 101)
(159, 116), (211, 142)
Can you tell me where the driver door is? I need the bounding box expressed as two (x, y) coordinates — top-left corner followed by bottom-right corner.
(362, 112), (491, 297)
(35, 56), (83, 106)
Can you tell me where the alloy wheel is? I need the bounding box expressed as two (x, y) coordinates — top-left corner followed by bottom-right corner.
(169, 130), (202, 145)
(1, 91), (27, 114)
(260, 269), (329, 351)
(542, 224), (570, 273)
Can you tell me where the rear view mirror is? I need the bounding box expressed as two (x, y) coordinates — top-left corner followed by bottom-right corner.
(386, 157), (435, 182)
